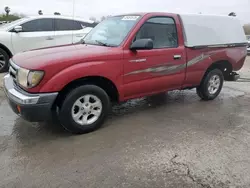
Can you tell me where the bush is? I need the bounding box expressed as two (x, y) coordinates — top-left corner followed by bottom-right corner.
(0, 14), (21, 22)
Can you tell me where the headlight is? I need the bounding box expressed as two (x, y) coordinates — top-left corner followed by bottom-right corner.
(17, 68), (29, 87)
(17, 68), (44, 88)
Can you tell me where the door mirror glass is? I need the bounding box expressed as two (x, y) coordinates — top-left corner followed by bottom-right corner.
(13, 25), (22, 32)
(130, 39), (153, 50)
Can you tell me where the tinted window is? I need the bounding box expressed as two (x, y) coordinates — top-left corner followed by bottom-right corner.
(21, 19), (53, 32)
(55, 19), (82, 31)
(135, 17), (178, 48)
(73, 21), (82, 30)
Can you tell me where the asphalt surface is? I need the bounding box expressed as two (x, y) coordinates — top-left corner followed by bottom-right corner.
(0, 57), (250, 188)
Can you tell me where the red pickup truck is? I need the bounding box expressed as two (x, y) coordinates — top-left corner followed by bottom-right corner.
(3, 12), (247, 134)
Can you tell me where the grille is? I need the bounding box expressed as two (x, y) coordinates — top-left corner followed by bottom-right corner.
(9, 59), (19, 83)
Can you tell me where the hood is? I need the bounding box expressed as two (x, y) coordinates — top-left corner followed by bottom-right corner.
(0, 27), (7, 31)
(12, 44), (123, 70)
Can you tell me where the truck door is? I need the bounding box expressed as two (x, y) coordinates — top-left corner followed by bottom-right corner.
(123, 16), (186, 98)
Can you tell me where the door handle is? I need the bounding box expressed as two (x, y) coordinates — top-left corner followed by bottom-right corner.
(46, 36), (54, 40)
(173, 55), (182, 60)
(75, 35), (83, 38)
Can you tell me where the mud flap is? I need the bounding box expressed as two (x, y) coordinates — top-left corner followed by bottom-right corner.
(225, 72), (240, 81)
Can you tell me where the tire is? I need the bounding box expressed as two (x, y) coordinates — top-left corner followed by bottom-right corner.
(0, 48), (10, 73)
(58, 85), (110, 134)
(196, 69), (224, 101)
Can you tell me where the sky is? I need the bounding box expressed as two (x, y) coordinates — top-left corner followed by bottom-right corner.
(1, 0), (250, 24)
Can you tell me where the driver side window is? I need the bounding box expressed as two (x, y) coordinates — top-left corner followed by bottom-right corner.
(135, 17), (178, 49)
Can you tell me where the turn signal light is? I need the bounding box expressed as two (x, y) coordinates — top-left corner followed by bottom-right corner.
(17, 105), (21, 113)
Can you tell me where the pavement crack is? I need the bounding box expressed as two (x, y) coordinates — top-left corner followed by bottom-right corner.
(168, 154), (211, 188)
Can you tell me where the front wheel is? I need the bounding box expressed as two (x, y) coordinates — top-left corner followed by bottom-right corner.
(196, 69), (224, 101)
(0, 48), (9, 73)
(58, 85), (110, 134)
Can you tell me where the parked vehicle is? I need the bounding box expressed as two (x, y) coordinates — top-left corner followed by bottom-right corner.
(247, 35), (250, 54)
(0, 15), (97, 72)
(3, 12), (247, 134)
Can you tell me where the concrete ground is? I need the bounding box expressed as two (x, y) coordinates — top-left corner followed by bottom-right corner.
(0, 57), (250, 188)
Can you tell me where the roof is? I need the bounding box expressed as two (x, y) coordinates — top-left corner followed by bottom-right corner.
(114, 12), (241, 19)
(26, 15), (94, 23)
(179, 13), (246, 47)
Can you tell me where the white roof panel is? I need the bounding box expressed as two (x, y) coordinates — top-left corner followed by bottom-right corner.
(179, 14), (247, 47)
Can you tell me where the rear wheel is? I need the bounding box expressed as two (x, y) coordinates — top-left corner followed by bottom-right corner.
(196, 69), (224, 101)
(0, 48), (9, 73)
(58, 85), (110, 134)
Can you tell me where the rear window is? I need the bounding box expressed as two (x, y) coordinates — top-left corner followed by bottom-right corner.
(55, 19), (82, 31)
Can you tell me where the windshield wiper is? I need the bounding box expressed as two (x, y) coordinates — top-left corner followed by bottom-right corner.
(95, 40), (111, 47)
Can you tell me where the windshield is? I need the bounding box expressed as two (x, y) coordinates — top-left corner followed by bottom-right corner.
(84, 15), (141, 47)
(0, 18), (27, 29)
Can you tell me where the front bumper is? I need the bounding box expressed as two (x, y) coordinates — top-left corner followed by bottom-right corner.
(3, 74), (58, 122)
(247, 42), (250, 54)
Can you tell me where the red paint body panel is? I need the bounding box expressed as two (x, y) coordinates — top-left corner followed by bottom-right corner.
(12, 12), (247, 102)
(183, 47), (247, 88)
(13, 44), (124, 95)
(122, 13), (187, 99)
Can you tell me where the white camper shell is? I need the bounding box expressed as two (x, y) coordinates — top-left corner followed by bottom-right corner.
(179, 14), (247, 47)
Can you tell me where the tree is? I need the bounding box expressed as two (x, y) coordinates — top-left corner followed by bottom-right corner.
(54, 12), (61, 15)
(89, 16), (97, 22)
(4, 6), (10, 16)
(19, 13), (26, 18)
(100, 16), (106, 21)
(0, 14), (21, 21)
(243, 24), (250, 35)
(38, 10), (43, 15)
(228, 12), (236, 17)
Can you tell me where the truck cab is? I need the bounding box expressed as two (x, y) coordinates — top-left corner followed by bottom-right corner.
(3, 12), (247, 134)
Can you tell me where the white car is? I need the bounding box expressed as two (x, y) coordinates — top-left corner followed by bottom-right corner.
(0, 15), (97, 72)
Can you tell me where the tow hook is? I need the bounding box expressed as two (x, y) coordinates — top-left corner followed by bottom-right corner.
(225, 72), (240, 81)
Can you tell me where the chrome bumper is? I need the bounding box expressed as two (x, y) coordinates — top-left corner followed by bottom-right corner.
(3, 74), (58, 122)
(4, 75), (40, 104)
(4, 74), (58, 105)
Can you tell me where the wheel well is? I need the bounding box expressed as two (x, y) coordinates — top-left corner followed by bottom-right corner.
(54, 76), (119, 108)
(0, 43), (13, 58)
(206, 60), (233, 79)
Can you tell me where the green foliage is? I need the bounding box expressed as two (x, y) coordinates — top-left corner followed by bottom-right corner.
(228, 12), (236, 17)
(0, 14), (21, 21)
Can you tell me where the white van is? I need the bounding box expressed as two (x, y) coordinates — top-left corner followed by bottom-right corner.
(0, 15), (97, 72)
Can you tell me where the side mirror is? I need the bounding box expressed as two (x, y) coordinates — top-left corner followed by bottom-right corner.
(13, 25), (23, 33)
(130, 39), (153, 50)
